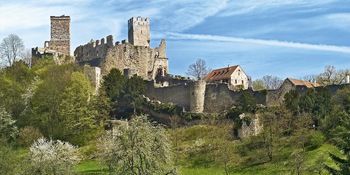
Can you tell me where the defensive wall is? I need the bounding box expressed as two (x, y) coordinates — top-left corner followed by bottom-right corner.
(146, 79), (350, 113)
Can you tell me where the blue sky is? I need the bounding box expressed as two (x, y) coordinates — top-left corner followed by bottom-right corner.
(1, 0), (350, 79)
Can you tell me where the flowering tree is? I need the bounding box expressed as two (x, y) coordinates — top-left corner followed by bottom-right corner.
(97, 115), (175, 174)
(0, 107), (18, 143)
(28, 138), (81, 175)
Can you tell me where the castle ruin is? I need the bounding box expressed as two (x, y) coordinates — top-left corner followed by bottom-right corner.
(74, 16), (168, 81)
(46, 15), (71, 55)
(32, 15), (71, 63)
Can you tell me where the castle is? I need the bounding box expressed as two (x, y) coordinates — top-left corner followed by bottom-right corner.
(74, 16), (168, 81)
(32, 15), (350, 115)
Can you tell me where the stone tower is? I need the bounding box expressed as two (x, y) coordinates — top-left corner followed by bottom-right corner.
(47, 15), (70, 55)
(128, 16), (150, 47)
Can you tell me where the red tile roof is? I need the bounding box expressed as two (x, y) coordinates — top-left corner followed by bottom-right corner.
(287, 78), (320, 88)
(204, 65), (239, 81)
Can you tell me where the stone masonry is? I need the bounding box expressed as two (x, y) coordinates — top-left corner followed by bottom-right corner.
(74, 16), (168, 81)
(128, 17), (150, 47)
(45, 15), (71, 55)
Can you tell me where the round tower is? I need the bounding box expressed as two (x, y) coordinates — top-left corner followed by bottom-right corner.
(190, 80), (206, 113)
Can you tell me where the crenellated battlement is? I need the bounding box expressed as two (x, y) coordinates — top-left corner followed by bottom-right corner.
(74, 16), (167, 81)
(128, 16), (150, 47)
(128, 16), (150, 25)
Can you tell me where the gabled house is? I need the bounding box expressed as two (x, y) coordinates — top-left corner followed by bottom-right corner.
(204, 65), (250, 90)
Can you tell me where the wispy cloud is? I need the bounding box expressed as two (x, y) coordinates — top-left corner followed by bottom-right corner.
(167, 32), (350, 54)
(219, 0), (336, 16)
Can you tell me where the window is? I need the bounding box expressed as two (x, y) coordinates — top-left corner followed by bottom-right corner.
(242, 80), (244, 84)
(235, 79), (237, 84)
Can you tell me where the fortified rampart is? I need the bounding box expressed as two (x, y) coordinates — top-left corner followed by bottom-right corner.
(146, 80), (267, 113)
(145, 80), (350, 113)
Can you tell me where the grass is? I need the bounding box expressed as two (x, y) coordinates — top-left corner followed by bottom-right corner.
(74, 160), (107, 174)
(73, 124), (342, 175)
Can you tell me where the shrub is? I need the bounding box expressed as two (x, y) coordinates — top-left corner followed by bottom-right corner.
(97, 115), (175, 174)
(28, 138), (81, 175)
(18, 126), (43, 146)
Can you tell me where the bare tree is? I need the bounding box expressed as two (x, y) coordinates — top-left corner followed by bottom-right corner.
(22, 49), (32, 67)
(302, 74), (318, 83)
(186, 58), (211, 80)
(262, 75), (283, 90)
(0, 34), (25, 67)
(317, 65), (350, 85)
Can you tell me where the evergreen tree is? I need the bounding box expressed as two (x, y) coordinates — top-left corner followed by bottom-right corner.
(59, 72), (98, 145)
(102, 68), (126, 101)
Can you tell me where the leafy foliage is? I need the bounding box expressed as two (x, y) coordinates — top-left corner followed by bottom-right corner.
(325, 87), (350, 174)
(18, 126), (43, 147)
(0, 107), (18, 143)
(97, 115), (175, 174)
(101, 68), (146, 118)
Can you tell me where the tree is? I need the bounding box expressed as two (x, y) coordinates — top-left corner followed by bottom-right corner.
(0, 61), (34, 124)
(102, 69), (146, 118)
(27, 138), (81, 175)
(325, 87), (350, 174)
(317, 65), (350, 86)
(261, 75), (283, 90)
(102, 68), (126, 101)
(252, 79), (265, 91)
(186, 58), (211, 80)
(0, 34), (25, 67)
(122, 74), (146, 113)
(18, 126), (43, 146)
(0, 107), (18, 143)
(58, 72), (99, 145)
(26, 63), (76, 137)
(97, 115), (174, 174)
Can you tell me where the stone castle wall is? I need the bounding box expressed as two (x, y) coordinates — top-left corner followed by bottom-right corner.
(74, 37), (168, 80)
(145, 81), (267, 113)
(145, 80), (350, 113)
(74, 16), (168, 81)
(146, 81), (191, 110)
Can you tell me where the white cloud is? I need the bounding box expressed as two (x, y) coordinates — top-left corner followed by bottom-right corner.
(167, 32), (350, 54)
(323, 13), (350, 30)
(219, 0), (337, 16)
(152, 0), (229, 32)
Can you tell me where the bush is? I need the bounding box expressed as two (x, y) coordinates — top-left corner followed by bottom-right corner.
(27, 138), (81, 175)
(96, 115), (175, 174)
(18, 126), (43, 146)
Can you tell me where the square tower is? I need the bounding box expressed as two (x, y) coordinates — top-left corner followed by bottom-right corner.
(128, 17), (150, 47)
(48, 15), (70, 55)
